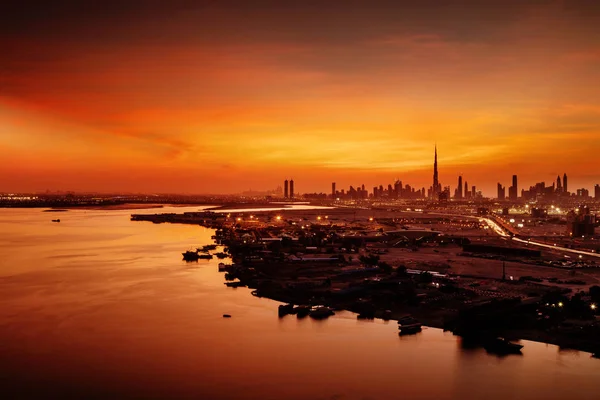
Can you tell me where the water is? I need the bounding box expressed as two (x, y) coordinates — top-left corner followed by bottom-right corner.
(0, 207), (598, 400)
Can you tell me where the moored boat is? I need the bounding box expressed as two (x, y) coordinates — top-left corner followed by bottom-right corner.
(398, 315), (422, 335)
(182, 250), (200, 261)
(309, 306), (335, 320)
(483, 337), (523, 355)
(278, 303), (294, 317)
(295, 305), (311, 318)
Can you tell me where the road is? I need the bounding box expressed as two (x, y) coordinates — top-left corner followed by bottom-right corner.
(479, 216), (600, 260)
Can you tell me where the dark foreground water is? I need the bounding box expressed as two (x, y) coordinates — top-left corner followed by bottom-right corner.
(0, 207), (598, 400)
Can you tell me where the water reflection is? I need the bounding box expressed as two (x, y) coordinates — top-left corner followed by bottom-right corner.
(0, 208), (599, 400)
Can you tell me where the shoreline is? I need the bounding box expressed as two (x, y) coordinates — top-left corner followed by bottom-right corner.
(136, 209), (600, 358)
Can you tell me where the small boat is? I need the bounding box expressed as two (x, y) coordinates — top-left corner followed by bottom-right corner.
(483, 337), (523, 355)
(51, 219), (60, 223)
(218, 263), (230, 272)
(223, 314), (232, 318)
(182, 250), (200, 261)
(309, 306), (335, 320)
(398, 324), (423, 335)
(199, 244), (217, 252)
(198, 254), (213, 260)
(295, 305), (311, 318)
(215, 252), (228, 259)
(225, 281), (244, 288)
(278, 304), (294, 317)
(398, 315), (422, 335)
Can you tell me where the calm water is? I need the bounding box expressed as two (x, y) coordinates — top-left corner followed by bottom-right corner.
(0, 207), (598, 400)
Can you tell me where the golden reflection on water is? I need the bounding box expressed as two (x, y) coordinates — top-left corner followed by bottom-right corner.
(0, 207), (599, 400)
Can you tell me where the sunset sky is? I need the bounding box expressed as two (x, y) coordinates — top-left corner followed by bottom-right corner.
(1, 0), (600, 195)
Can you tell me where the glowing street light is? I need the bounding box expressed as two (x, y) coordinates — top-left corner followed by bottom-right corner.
(558, 302), (564, 308)
(276, 216), (282, 221)
(317, 216), (322, 220)
(369, 217), (374, 222)
(591, 304), (597, 311)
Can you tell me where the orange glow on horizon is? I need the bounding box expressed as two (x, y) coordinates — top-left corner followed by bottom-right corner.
(1, 2), (600, 195)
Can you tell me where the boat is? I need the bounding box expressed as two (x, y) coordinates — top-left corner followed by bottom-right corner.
(198, 254), (213, 259)
(215, 252), (228, 259)
(295, 305), (311, 318)
(278, 304), (294, 317)
(309, 306), (335, 320)
(182, 250), (200, 261)
(218, 262), (231, 272)
(398, 324), (423, 335)
(198, 244), (217, 252)
(225, 281), (244, 288)
(483, 337), (523, 355)
(398, 315), (422, 335)
(51, 219), (60, 223)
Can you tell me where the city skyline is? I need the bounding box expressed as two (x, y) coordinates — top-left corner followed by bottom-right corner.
(2, 1), (600, 195)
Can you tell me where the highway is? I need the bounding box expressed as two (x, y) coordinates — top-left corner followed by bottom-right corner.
(479, 216), (600, 260)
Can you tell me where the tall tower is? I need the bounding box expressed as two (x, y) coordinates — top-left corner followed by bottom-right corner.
(284, 179), (289, 198)
(290, 179), (295, 199)
(457, 175), (463, 199)
(509, 175), (518, 200)
(563, 173), (568, 194)
(556, 175), (562, 193)
(432, 145), (439, 198)
(331, 182), (336, 198)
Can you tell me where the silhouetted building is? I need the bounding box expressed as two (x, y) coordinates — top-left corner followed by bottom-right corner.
(332, 182), (336, 198)
(394, 180), (402, 199)
(289, 179), (295, 199)
(457, 175), (463, 199)
(464, 181), (469, 199)
(596, 184), (600, 200)
(508, 175), (518, 200)
(556, 175), (562, 193)
(284, 180), (289, 199)
(576, 188), (589, 198)
(531, 208), (548, 218)
(567, 206), (595, 237)
(563, 173), (568, 194)
(431, 145), (441, 199)
(497, 183), (505, 200)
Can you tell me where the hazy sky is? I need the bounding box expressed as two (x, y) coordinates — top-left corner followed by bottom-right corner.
(1, 0), (600, 195)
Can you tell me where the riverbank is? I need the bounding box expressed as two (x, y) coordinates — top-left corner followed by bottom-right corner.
(134, 207), (600, 357)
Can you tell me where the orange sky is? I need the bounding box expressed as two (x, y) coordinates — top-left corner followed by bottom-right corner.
(1, 1), (600, 195)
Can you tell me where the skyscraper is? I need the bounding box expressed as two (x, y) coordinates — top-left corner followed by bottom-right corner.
(457, 175), (463, 199)
(509, 175), (518, 200)
(595, 184), (600, 200)
(464, 181), (469, 199)
(284, 179), (289, 198)
(331, 182), (336, 198)
(289, 179), (294, 199)
(497, 183), (505, 200)
(563, 173), (568, 194)
(431, 145), (441, 199)
(556, 175), (562, 193)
